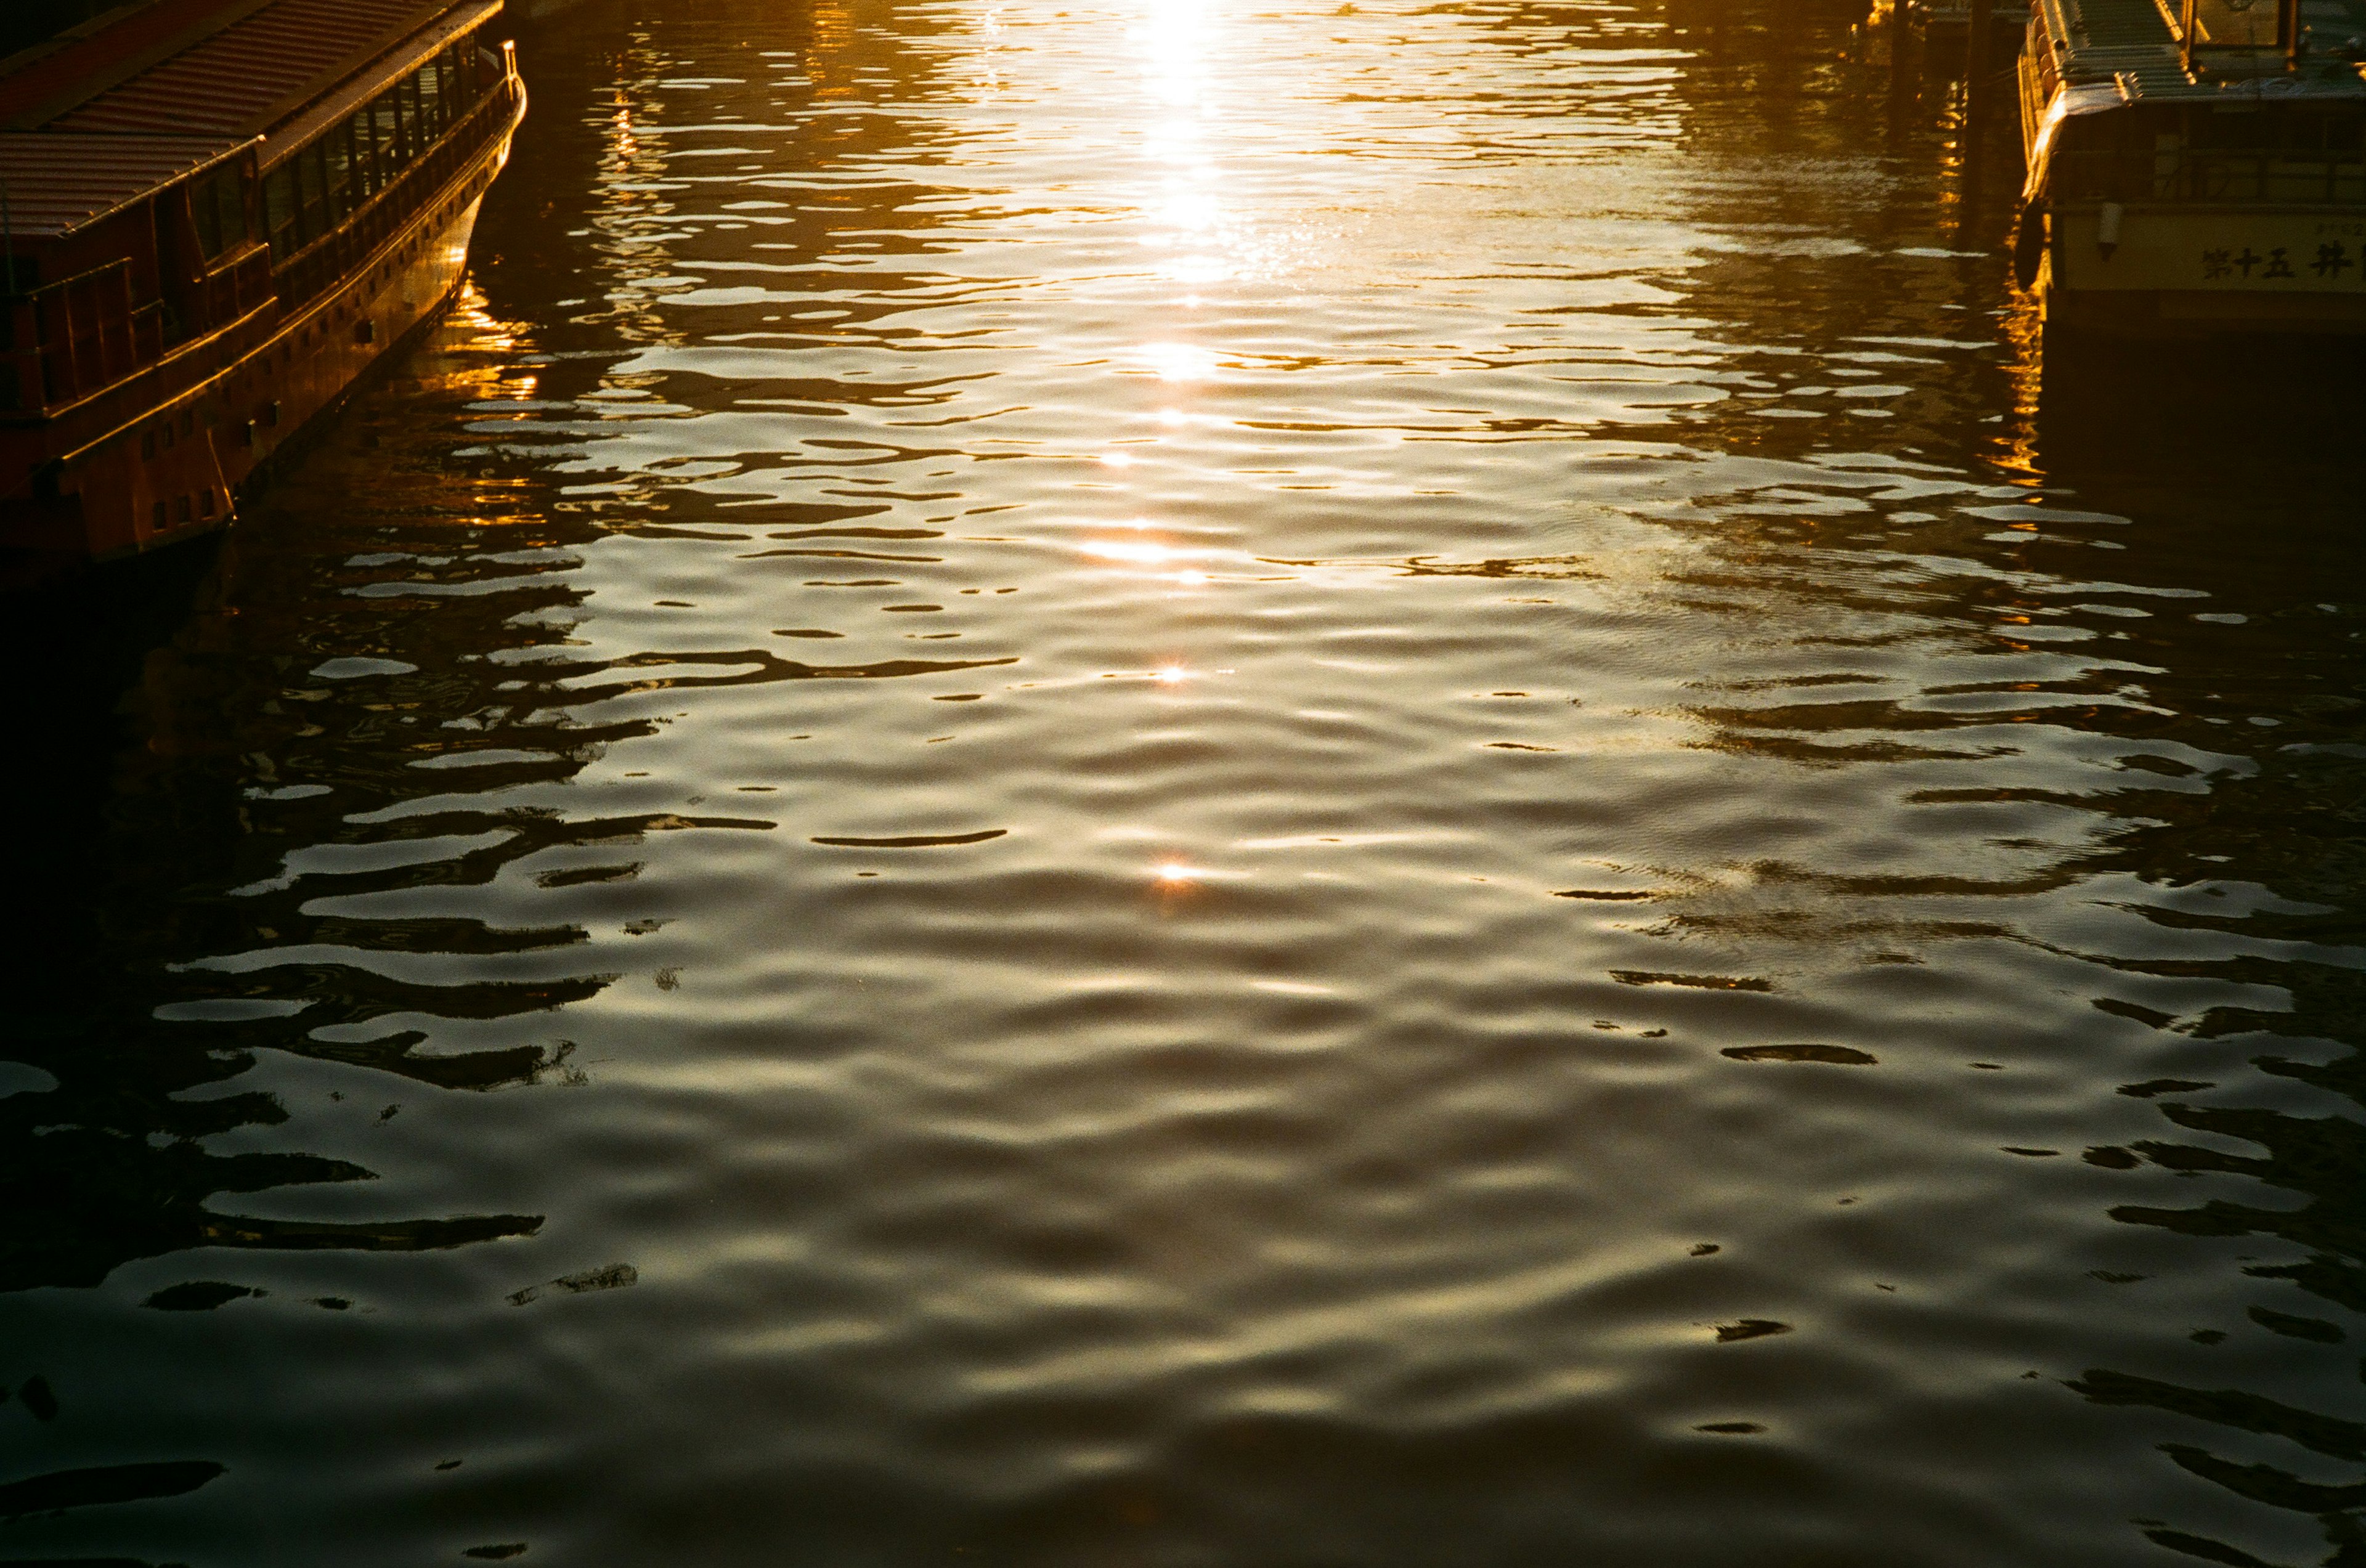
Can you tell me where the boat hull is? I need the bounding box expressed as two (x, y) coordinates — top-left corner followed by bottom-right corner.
(2039, 201), (2366, 338)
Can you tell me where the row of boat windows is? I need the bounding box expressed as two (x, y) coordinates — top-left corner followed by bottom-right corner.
(150, 489), (221, 532)
(239, 40), (492, 261)
(2059, 107), (2366, 158)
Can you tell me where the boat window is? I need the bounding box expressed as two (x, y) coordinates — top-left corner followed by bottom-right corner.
(189, 166), (246, 259)
(397, 86), (416, 164)
(224, 170), (250, 251)
(416, 61), (444, 140)
(372, 91), (405, 173)
(192, 181), (221, 258)
(296, 145), (327, 244)
(2195, 106), (2366, 155)
(348, 109), (378, 197)
(396, 75), (423, 161)
(264, 165), (297, 253)
(2052, 103), (2366, 205)
(322, 122), (355, 222)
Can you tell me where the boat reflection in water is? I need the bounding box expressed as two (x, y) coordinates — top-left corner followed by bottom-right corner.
(1, 1), (2363, 1566)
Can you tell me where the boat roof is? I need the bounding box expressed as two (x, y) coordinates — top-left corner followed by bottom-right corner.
(0, 130), (253, 238)
(0, 0), (498, 137)
(2038, 0), (2366, 102)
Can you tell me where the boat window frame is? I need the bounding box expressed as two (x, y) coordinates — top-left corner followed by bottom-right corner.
(416, 57), (445, 140)
(295, 142), (328, 245)
(189, 164), (250, 260)
(396, 75), (425, 164)
(370, 89), (404, 176)
(263, 163), (297, 253)
(320, 120), (356, 224)
(347, 107), (380, 199)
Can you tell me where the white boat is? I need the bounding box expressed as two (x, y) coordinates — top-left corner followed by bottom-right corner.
(2016, 0), (2366, 336)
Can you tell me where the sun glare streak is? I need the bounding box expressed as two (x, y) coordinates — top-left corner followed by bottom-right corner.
(1142, 341), (1216, 382)
(1082, 539), (1176, 564)
(1138, 0), (1211, 108)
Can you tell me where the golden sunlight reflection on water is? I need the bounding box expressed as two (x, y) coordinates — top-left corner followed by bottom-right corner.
(4, 2), (2366, 1567)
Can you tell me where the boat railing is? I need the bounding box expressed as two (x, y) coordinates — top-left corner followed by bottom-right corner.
(2050, 145), (2366, 205)
(269, 68), (523, 313)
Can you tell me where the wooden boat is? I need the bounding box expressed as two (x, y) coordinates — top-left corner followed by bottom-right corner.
(2016, 0), (2366, 338)
(0, 0), (526, 585)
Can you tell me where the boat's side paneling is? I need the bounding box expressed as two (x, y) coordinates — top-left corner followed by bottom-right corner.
(2054, 206), (2366, 293)
(2044, 203), (2366, 335)
(236, 191), (485, 489)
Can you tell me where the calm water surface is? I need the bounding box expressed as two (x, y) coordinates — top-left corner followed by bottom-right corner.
(6, 2), (2365, 1564)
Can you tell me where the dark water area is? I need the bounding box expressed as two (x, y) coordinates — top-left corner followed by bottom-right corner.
(6, 1), (2366, 1564)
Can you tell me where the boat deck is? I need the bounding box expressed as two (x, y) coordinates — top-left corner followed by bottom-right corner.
(2038, 0), (2366, 98)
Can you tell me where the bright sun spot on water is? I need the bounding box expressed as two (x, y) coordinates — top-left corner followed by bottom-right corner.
(1143, 342), (1214, 382)
(1084, 540), (1174, 564)
(1156, 863), (1193, 884)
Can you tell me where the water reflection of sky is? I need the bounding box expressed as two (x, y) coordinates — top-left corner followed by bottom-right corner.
(4, 2), (2365, 1566)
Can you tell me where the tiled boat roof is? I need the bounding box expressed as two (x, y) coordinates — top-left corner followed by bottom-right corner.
(2036, 0), (2366, 100)
(0, 130), (251, 237)
(1, 0), (461, 135)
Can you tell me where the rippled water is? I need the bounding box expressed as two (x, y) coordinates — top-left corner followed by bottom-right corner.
(6, 2), (2366, 1564)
